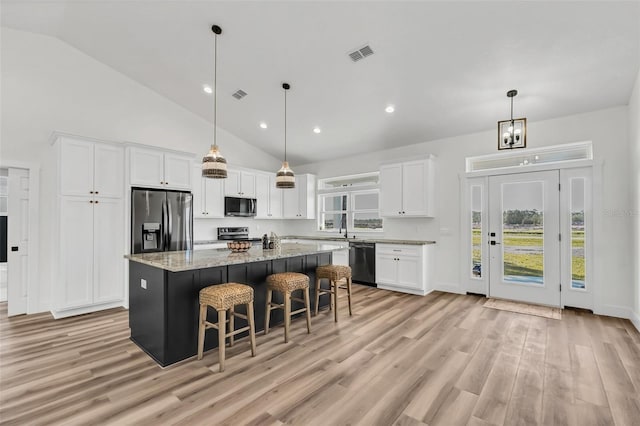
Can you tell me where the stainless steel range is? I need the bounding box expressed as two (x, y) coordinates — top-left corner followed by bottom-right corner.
(217, 227), (262, 244)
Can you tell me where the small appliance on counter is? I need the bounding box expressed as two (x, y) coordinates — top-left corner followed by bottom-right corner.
(217, 227), (262, 244)
(131, 187), (193, 254)
(224, 197), (256, 217)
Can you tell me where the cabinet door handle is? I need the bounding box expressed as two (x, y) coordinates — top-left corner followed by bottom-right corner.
(89, 191), (94, 194)
(161, 181), (164, 185)
(94, 200), (99, 204)
(89, 200), (94, 203)
(165, 182), (168, 185)
(393, 249), (401, 252)
(95, 191), (99, 194)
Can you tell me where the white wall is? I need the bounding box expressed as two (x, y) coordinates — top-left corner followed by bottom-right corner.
(0, 28), (283, 312)
(629, 69), (640, 330)
(291, 106), (633, 317)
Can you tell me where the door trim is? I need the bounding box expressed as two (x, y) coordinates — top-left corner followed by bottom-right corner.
(461, 164), (596, 311)
(0, 161), (40, 314)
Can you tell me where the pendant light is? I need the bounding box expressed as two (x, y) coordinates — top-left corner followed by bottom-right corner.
(498, 89), (527, 150)
(202, 25), (227, 178)
(276, 83), (295, 189)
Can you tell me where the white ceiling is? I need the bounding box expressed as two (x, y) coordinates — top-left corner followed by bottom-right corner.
(2, 1), (639, 165)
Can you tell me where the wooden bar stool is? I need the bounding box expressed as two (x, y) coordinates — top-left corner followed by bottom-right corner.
(197, 283), (257, 372)
(265, 272), (311, 343)
(315, 265), (353, 322)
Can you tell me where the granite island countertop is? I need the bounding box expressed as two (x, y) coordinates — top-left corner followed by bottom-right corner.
(281, 235), (436, 245)
(125, 242), (346, 272)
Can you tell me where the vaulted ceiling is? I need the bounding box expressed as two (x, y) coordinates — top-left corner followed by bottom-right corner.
(2, 1), (639, 165)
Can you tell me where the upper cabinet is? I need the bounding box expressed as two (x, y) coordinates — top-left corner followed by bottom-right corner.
(192, 165), (224, 218)
(129, 147), (193, 190)
(379, 156), (436, 218)
(59, 137), (124, 198)
(255, 173), (283, 219)
(224, 169), (256, 198)
(283, 174), (316, 219)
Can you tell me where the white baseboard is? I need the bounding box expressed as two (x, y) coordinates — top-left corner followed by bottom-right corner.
(631, 309), (640, 334)
(377, 283), (431, 296)
(593, 303), (632, 320)
(434, 281), (466, 295)
(51, 301), (124, 319)
(0, 288), (6, 302)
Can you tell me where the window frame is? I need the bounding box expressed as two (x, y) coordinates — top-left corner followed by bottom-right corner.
(318, 186), (383, 233)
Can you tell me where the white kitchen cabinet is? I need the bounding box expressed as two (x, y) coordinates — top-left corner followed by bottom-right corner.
(129, 146), (193, 190)
(379, 156), (435, 217)
(255, 173), (283, 219)
(282, 174), (316, 219)
(59, 138), (123, 198)
(92, 197), (125, 303)
(192, 165), (224, 218)
(375, 243), (433, 295)
(224, 169), (256, 198)
(56, 195), (124, 313)
(53, 135), (126, 318)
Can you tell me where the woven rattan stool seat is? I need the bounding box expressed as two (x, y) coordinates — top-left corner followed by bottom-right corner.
(266, 272), (309, 292)
(199, 283), (253, 311)
(316, 265), (352, 281)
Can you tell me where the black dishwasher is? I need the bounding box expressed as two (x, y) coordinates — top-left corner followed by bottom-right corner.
(349, 242), (376, 286)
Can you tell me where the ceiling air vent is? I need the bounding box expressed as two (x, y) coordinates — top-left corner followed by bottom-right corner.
(348, 44), (374, 62)
(232, 89), (247, 100)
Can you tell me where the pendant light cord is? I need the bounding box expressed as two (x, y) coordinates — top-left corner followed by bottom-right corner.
(213, 32), (218, 149)
(284, 88), (287, 162)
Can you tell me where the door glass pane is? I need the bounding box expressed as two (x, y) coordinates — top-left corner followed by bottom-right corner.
(471, 185), (482, 278)
(571, 178), (585, 289)
(502, 181), (544, 284)
(353, 212), (382, 230)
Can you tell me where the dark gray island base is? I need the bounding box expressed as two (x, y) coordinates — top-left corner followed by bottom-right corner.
(128, 251), (333, 367)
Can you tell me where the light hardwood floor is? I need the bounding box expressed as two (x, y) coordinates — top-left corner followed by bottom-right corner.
(1, 288), (640, 425)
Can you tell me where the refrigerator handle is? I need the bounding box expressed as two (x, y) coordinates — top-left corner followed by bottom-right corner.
(162, 200), (168, 250)
(167, 199), (173, 249)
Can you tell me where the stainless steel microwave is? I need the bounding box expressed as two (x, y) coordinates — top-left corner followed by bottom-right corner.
(224, 197), (257, 217)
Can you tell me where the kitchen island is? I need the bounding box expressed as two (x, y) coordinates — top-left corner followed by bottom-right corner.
(126, 243), (341, 366)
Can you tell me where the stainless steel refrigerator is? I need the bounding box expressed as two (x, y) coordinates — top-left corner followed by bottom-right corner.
(131, 188), (193, 254)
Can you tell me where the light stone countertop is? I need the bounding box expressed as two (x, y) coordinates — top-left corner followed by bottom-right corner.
(281, 235), (436, 245)
(125, 242), (346, 272)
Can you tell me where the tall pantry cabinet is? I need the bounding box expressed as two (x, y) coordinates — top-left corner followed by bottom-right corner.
(52, 135), (125, 318)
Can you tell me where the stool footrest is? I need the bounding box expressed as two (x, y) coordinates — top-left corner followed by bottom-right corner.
(227, 325), (251, 338)
(290, 307), (308, 316)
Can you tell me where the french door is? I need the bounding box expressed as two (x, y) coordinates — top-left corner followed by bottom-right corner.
(488, 170), (561, 307)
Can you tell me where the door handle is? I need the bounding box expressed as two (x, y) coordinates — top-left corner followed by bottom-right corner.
(11, 246), (18, 252)
(490, 241), (501, 245)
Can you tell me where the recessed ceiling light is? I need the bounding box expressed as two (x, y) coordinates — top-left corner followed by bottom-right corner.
(385, 105), (395, 113)
(313, 127), (321, 134)
(259, 122), (268, 129)
(203, 84), (213, 94)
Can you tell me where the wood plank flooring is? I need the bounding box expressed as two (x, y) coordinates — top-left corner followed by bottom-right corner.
(1, 288), (640, 425)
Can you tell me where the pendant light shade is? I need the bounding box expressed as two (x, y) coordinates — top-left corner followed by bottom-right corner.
(276, 83), (295, 189)
(202, 25), (227, 178)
